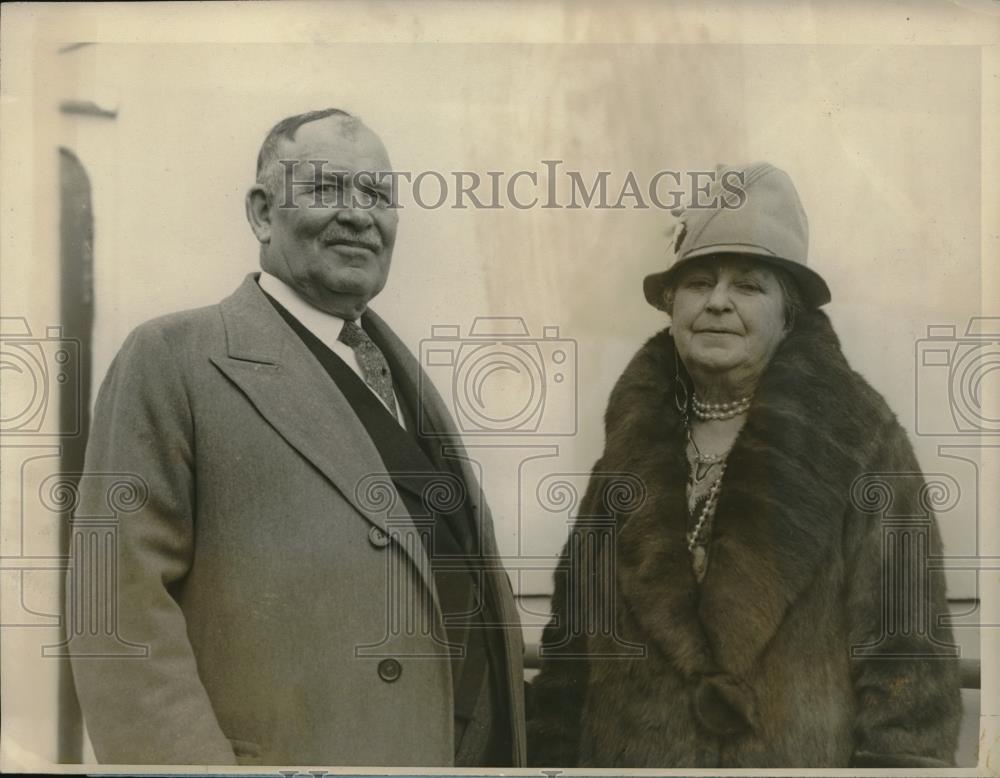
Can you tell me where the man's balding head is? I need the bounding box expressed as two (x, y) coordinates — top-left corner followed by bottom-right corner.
(255, 108), (364, 196)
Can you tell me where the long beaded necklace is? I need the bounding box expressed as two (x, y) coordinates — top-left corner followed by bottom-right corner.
(684, 399), (749, 582)
(685, 430), (727, 581)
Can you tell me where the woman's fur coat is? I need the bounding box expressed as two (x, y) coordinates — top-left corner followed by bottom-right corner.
(527, 310), (961, 768)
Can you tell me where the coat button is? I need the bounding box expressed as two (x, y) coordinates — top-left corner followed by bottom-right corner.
(378, 658), (402, 683)
(368, 526), (390, 548)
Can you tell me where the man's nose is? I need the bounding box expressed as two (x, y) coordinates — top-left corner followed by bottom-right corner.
(705, 281), (733, 312)
(333, 201), (375, 229)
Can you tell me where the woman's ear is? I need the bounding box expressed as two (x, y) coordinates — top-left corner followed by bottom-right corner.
(662, 288), (675, 316)
(245, 184), (273, 244)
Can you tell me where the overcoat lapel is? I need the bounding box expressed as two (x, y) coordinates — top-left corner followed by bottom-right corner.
(611, 311), (884, 679)
(209, 275), (438, 598)
(364, 307), (528, 763)
(360, 313), (472, 520)
(363, 308), (498, 559)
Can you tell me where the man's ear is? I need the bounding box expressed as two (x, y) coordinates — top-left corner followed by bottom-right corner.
(245, 185), (273, 243)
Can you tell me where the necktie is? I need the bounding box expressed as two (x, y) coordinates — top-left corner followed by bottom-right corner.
(338, 320), (399, 420)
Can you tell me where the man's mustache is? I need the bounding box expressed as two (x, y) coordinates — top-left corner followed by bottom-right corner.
(319, 231), (382, 251)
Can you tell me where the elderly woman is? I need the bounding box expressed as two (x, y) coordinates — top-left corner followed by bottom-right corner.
(526, 162), (961, 768)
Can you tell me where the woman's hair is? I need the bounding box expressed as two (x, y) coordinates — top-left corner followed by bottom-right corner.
(661, 259), (805, 331)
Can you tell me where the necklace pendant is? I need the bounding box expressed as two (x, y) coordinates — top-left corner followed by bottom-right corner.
(691, 544), (708, 582)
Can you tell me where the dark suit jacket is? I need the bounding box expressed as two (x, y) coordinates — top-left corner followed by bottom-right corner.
(67, 274), (527, 766)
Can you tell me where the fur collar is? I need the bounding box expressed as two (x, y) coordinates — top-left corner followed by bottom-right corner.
(606, 310), (893, 680)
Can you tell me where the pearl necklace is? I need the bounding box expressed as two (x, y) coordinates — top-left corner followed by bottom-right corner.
(692, 393), (752, 421)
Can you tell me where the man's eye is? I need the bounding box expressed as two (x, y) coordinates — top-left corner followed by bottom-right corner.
(685, 278), (712, 289)
(736, 282), (761, 292)
(312, 183), (348, 206)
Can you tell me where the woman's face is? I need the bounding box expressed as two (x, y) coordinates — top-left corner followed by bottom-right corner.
(670, 256), (788, 383)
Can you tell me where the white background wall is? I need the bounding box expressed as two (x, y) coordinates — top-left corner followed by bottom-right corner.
(2, 1), (998, 770)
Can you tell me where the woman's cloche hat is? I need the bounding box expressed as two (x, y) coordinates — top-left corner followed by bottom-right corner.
(643, 161), (832, 310)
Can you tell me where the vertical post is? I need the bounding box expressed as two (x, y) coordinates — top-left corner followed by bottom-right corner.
(57, 147), (93, 762)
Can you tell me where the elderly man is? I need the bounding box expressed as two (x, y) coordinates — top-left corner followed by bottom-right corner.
(68, 108), (526, 767)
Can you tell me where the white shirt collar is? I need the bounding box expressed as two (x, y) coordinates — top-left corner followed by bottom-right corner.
(258, 270), (355, 352)
(257, 270), (405, 426)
